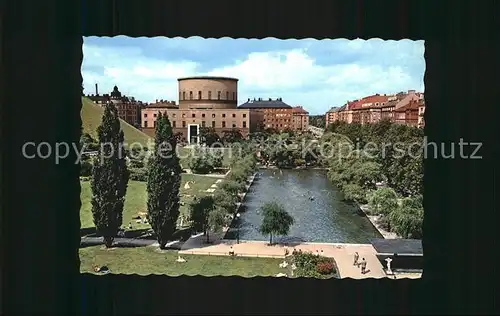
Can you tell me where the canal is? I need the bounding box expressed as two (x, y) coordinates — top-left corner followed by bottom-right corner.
(224, 169), (382, 244)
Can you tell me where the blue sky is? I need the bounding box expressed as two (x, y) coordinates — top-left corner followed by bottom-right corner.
(82, 37), (425, 115)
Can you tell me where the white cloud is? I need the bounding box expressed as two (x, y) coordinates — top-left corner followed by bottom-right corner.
(82, 43), (200, 101)
(207, 49), (325, 90)
(206, 47), (420, 112)
(82, 38), (424, 114)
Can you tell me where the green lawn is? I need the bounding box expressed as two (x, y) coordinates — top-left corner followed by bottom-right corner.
(80, 246), (284, 277)
(80, 175), (219, 230)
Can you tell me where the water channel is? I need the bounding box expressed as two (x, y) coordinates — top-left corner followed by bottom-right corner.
(224, 169), (382, 244)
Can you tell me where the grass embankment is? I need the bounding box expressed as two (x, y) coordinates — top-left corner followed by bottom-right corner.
(81, 97), (152, 147)
(80, 246), (284, 276)
(80, 176), (220, 231)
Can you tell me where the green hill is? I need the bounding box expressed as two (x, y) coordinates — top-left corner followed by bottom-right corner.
(81, 97), (151, 147)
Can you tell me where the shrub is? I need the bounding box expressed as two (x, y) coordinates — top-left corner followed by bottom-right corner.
(293, 251), (337, 278)
(377, 214), (391, 231)
(316, 260), (335, 275)
(294, 251), (320, 271)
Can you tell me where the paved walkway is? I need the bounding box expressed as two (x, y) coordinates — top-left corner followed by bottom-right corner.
(179, 232), (387, 279)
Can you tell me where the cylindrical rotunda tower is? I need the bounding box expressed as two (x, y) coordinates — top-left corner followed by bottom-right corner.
(177, 76), (238, 110)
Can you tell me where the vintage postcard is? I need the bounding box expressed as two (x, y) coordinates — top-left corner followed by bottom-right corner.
(79, 37), (425, 279)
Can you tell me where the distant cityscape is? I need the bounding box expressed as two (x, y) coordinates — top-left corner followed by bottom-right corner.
(85, 78), (424, 143)
(85, 76), (310, 144)
(326, 90), (425, 128)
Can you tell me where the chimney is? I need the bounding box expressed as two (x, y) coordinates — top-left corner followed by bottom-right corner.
(95, 83), (99, 95)
(247, 98), (250, 102)
(408, 89), (416, 95)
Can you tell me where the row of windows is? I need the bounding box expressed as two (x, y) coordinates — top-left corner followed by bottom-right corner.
(263, 119), (291, 123)
(266, 124), (288, 128)
(116, 105), (138, 110)
(144, 112), (246, 119)
(145, 120), (247, 129)
(264, 108), (290, 112)
(179, 91), (236, 101)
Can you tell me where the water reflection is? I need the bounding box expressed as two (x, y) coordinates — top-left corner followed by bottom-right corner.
(225, 169), (382, 244)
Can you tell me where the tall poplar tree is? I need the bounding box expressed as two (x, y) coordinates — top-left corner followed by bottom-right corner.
(147, 112), (182, 249)
(91, 104), (129, 248)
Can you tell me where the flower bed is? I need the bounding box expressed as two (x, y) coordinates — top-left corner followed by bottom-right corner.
(291, 251), (340, 279)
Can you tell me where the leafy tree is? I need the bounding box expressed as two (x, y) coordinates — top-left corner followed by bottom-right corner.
(187, 147), (214, 174)
(335, 122), (364, 146)
(206, 207), (227, 243)
(199, 127), (220, 146)
(228, 167), (250, 184)
(365, 119), (392, 144)
(367, 187), (399, 216)
(220, 180), (246, 200)
(350, 160), (383, 191)
(213, 190), (238, 214)
(189, 195), (227, 243)
(387, 153), (423, 196)
(208, 149), (224, 169)
(146, 112), (182, 249)
(342, 183), (367, 203)
(222, 129), (244, 145)
(189, 196), (215, 240)
(328, 148), (382, 203)
(309, 115), (326, 129)
(389, 196), (424, 239)
(80, 133), (99, 151)
(259, 201), (295, 245)
(90, 104), (130, 248)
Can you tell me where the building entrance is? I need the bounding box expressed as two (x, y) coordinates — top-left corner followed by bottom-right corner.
(188, 124), (200, 145)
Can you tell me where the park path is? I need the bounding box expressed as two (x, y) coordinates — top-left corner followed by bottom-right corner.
(179, 232), (387, 279)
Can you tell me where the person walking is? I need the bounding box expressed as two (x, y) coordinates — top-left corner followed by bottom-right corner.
(353, 252), (359, 266)
(360, 258), (367, 274)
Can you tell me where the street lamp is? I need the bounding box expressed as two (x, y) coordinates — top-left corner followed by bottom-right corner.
(236, 213), (241, 244)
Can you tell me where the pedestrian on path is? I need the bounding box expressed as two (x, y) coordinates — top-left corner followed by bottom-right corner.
(360, 258), (367, 274)
(353, 252), (359, 266)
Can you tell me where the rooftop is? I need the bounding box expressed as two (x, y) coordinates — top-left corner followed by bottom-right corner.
(293, 106), (309, 114)
(145, 100), (178, 108)
(238, 98), (292, 109)
(327, 106), (340, 113)
(177, 76), (239, 81)
(371, 239), (423, 255)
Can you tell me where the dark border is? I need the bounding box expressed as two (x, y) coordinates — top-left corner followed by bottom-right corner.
(2, 0), (497, 314)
